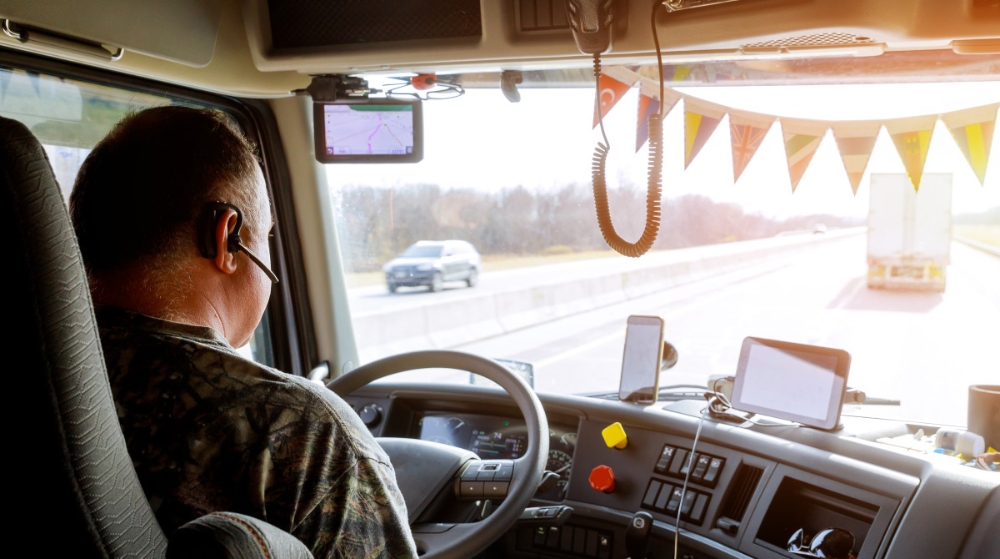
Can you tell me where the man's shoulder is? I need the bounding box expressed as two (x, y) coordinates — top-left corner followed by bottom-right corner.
(99, 311), (387, 462)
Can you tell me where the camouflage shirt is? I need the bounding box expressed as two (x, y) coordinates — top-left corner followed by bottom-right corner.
(98, 306), (417, 559)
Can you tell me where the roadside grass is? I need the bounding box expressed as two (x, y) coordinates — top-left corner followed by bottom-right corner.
(345, 249), (623, 288)
(954, 225), (1000, 247)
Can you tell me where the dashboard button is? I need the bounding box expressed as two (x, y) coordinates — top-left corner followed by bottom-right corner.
(534, 526), (546, 546)
(585, 530), (599, 557)
(573, 527), (587, 554)
(476, 470), (496, 481)
(560, 525), (574, 551)
(642, 480), (662, 508)
(460, 463), (480, 481)
(668, 450), (688, 476)
(495, 464), (513, 480)
(484, 481), (508, 498)
(597, 534), (611, 559)
(460, 481), (484, 497)
(703, 457), (724, 484)
(666, 487), (683, 514)
(681, 490), (697, 516)
(692, 454), (711, 479)
(589, 465), (616, 493)
(655, 446), (676, 473)
(546, 526), (561, 548)
(690, 493), (709, 524)
(602, 422), (629, 449)
(654, 484), (672, 510)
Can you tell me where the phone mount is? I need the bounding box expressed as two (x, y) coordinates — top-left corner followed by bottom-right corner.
(660, 340), (679, 371)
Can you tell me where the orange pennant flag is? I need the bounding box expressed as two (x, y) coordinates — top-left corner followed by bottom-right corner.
(593, 73), (635, 128)
(941, 103), (998, 186)
(780, 118), (828, 193)
(886, 115), (937, 192)
(832, 121), (881, 196)
(635, 82), (680, 151)
(729, 110), (774, 183)
(684, 97), (727, 169)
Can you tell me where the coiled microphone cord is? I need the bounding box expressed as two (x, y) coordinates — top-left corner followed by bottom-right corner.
(591, 50), (664, 258)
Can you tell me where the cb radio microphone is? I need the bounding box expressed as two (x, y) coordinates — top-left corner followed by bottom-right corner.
(566, 0), (614, 54)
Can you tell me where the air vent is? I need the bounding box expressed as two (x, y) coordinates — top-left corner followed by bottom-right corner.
(741, 32), (877, 53)
(517, 0), (571, 31)
(716, 463), (763, 535)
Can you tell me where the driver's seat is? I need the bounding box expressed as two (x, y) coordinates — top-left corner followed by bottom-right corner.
(3, 115), (310, 558)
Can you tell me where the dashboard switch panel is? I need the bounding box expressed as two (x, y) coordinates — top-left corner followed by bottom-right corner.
(657, 445), (725, 488)
(589, 465), (617, 493)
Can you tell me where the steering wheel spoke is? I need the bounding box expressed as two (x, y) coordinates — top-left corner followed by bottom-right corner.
(328, 350), (549, 559)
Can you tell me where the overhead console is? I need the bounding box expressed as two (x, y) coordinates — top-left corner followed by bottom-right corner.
(241, 0), (999, 75)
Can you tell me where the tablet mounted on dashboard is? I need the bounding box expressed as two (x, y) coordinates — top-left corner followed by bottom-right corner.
(730, 337), (851, 431)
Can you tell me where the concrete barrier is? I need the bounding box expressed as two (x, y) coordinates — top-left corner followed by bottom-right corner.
(955, 236), (1000, 258)
(354, 228), (864, 361)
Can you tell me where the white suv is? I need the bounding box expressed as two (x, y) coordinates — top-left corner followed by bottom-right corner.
(382, 240), (481, 293)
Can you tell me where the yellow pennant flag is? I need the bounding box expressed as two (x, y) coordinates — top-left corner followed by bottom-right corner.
(831, 121), (881, 196)
(729, 109), (775, 183)
(886, 115), (937, 192)
(941, 103), (998, 186)
(684, 96), (728, 169)
(780, 118), (828, 193)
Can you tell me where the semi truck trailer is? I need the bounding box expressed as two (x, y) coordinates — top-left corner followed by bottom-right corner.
(867, 173), (952, 291)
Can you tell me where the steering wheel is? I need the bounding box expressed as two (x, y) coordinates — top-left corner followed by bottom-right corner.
(327, 350), (549, 559)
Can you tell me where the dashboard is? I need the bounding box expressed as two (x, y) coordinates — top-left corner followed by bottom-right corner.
(345, 383), (998, 559)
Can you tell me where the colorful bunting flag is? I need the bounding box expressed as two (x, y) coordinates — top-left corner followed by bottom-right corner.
(886, 115), (937, 191)
(661, 65), (693, 82)
(780, 118), (828, 192)
(593, 73), (636, 128)
(729, 110), (774, 183)
(684, 97), (727, 169)
(635, 83), (680, 152)
(831, 121), (881, 196)
(942, 103), (998, 186)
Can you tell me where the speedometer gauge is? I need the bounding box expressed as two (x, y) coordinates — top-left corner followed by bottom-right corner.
(547, 449), (573, 474)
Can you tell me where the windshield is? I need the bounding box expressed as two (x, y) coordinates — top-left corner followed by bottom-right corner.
(399, 245), (444, 258)
(328, 69), (999, 428)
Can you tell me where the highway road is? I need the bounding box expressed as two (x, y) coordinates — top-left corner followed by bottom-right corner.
(358, 236), (999, 427)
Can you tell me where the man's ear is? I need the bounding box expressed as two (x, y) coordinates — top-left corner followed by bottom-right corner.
(212, 209), (240, 274)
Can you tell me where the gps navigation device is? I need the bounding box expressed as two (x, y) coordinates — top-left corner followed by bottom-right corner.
(731, 337), (851, 430)
(313, 98), (423, 163)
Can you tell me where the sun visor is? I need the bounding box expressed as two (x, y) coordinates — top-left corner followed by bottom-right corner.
(0, 0), (221, 67)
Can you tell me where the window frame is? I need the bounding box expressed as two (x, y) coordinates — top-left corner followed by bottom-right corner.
(0, 48), (317, 377)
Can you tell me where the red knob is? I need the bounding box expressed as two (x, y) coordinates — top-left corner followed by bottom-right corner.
(589, 465), (616, 493)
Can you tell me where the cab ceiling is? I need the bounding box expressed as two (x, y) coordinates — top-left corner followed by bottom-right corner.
(0, 0), (997, 97)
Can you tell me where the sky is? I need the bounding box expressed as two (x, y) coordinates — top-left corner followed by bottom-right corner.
(325, 81), (1000, 220)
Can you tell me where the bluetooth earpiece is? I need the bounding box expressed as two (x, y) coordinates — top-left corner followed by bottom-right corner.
(198, 202), (279, 283)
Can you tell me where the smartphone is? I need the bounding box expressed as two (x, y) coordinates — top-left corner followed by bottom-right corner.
(618, 315), (665, 404)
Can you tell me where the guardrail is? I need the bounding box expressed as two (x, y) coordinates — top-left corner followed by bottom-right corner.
(353, 228), (864, 361)
(955, 236), (1000, 258)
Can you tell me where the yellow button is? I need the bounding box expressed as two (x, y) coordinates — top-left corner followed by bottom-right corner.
(602, 422), (628, 449)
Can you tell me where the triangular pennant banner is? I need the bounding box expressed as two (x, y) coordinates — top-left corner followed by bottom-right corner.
(729, 110), (774, 183)
(684, 97), (727, 169)
(636, 95), (660, 152)
(942, 103), (998, 186)
(635, 82), (680, 152)
(593, 73), (635, 128)
(886, 115), (937, 192)
(831, 121), (881, 196)
(780, 118), (828, 193)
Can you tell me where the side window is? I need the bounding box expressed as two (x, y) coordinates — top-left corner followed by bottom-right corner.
(0, 66), (275, 366)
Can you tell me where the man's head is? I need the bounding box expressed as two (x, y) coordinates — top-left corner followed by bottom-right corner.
(70, 106), (273, 346)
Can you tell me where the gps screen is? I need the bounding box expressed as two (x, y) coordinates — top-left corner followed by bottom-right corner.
(314, 100), (423, 163)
